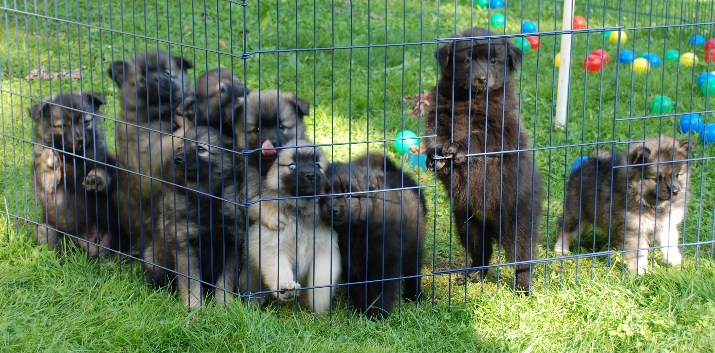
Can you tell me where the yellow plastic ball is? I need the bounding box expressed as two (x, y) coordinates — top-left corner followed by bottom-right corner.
(609, 31), (627, 44)
(555, 53), (561, 68)
(679, 52), (698, 67)
(631, 58), (650, 74)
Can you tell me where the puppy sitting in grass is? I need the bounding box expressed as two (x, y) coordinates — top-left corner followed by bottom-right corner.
(554, 136), (694, 274)
(180, 68), (250, 132)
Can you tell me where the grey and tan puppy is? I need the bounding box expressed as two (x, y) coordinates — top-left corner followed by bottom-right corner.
(554, 135), (694, 274)
(31, 93), (124, 257)
(108, 51), (193, 254)
(180, 68), (250, 132)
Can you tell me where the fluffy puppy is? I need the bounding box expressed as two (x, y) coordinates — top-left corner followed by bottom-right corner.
(320, 154), (426, 319)
(180, 68), (250, 132)
(31, 92), (123, 257)
(554, 136), (694, 275)
(144, 126), (238, 308)
(425, 26), (544, 292)
(241, 138), (341, 314)
(108, 51), (193, 254)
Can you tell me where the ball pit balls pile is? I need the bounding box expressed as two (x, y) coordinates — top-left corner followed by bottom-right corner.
(609, 31), (627, 44)
(649, 96), (674, 114)
(490, 13), (505, 28)
(664, 50), (680, 63)
(680, 52), (698, 67)
(619, 50), (636, 64)
(521, 21), (537, 33)
(678, 114), (715, 145)
(639, 52), (661, 68)
(572, 16), (587, 30)
(631, 58), (650, 74)
(514, 37), (531, 53)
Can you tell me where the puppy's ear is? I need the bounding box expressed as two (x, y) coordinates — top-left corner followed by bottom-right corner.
(506, 41), (523, 71)
(177, 94), (195, 117)
(178, 57), (194, 71)
(678, 139), (695, 153)
(83, 93), (105, 112)
(108, 61), (127, 85)
(29, 101), (51, 121)
(435, 41), (456, 69)
(291, 96), (310, 117)
(628, 145), (651, 166)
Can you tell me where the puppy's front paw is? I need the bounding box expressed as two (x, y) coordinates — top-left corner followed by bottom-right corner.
(664, 250), (682, 266)
(83, 169), (108, 192)
(275, 280), (301, 300)
(442, 143), (467, 165)
(425, 146), (446, 170)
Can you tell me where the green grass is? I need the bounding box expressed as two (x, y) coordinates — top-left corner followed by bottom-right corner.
(2, 0), (715, 351)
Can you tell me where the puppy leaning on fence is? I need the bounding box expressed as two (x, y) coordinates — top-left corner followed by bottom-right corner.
(179, 68), (250, 133)
(31, 92), (125, 257)
(554, 136), (694, 275)
(424, 26), (544, 294)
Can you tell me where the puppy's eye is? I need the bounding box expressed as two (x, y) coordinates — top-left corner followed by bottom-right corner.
(315, 163), (321, 170)
(165, 69), (175, 77)
(250, 127), (260, 133)
(197, 145), (207, 153)
(288, 163), (296, 170)
(219, 84), (229, 93)
(490, 58), (497, 64)
(279, 124), (285, 129)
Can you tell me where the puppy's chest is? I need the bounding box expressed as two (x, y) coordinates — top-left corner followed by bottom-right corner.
(625, 204), (685, 232)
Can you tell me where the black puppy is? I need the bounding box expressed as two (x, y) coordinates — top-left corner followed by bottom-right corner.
(320, 154), (426, 318)
(425, 27), (544, 293)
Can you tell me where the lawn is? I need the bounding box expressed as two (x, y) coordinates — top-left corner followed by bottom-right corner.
(1, 0), (715, 351)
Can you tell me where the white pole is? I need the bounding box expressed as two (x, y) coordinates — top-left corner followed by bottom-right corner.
(555, 0), (574, 128)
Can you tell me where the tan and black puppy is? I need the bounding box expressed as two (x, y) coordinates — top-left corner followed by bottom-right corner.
(31, 93), (124, 257)
(555, 136), (694, 275)
(180, 68), (250, 132)
(144, 126), (240, 308)
(108, 51), (193, 253)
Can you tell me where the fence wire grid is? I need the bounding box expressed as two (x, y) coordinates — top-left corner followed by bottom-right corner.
(1, 0), (714, 318)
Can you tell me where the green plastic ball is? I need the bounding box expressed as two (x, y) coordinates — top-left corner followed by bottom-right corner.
(664, 50), (680, 63)
(649, 95), (674, 114)
(602, 30), (613, 40)
(474, 0), (489, 8)
(394, 130), (419, 155)
(490, 13), (505, 28)
(701, 79), (715, 96)
(513, 37), (531, 53)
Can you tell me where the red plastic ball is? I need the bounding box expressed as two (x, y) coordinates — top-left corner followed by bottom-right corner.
(706, 49), (715, 62)
(573, 16), (588, 30)
(582, 54), (603, 72)
(590, 49), (610, 65)
(705, 38), (715, 51)
(526, 36), (541, 49)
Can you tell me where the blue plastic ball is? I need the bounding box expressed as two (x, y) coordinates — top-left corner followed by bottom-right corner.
(571, 156), (589, 174)
(618, 50), (636, 64)
(639, 52), (661, 67)
(696, 73), (715, 88)
(701, 123), (715, 144)
(521, 21), (537, 33)
(489, 0), (505, 9)
(394, 130), (420, 155)
(689, 35), (706, 46)
(679, 114), (703, 134)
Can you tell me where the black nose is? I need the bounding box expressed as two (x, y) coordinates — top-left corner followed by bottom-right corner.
(303, 173), (315, 182)
(174, 155), (183, 165)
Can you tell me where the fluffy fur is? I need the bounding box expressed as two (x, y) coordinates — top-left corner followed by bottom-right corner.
(108, 51), (193, 254)
(320, 154), (426, 318)
(241, 138), (341, 314)
(180, 68), (250, 132)
(425, 26), (544, 292)
(554, 136), (694, 275)
(31, 93), (123, 257)
(143, 126), (240, 308)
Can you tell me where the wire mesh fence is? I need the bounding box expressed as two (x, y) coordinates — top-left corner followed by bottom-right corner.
(1, 0), (713, 318)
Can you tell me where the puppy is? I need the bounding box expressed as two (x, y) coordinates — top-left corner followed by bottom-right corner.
(144, 126), (239, 308)
(180, 68), (250, 132)
(241, 138), (341, 314)
(320, 154), (426, 319)
(554, 136), (694, 275)
(425, 26), (544, 293)
(108, 51), (193, 254)
(31, 93), (123, 257)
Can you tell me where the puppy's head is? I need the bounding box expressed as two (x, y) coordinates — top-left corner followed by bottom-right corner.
(173, 126), (235, 194)
(235, 90), (309, 161)
(265, 138), (328, 197)
(181, 68), (249, 126)
(30, 92), (105, 154)
(627, 135), (694, 206)
(435, 26), (522, 95)
(108, 51), (193, 106)
(319, 162), (382, 226)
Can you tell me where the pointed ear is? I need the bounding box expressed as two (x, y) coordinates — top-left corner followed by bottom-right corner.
(29, 101), (51, 121)
(435, 41), (456, 69)
(291, 95), (310, 117)
(83, 92), (105, 112)
(179, 57), (193, 71)
(221, 97), (248, 126)
(629, 145), (651, 166)
(108, 60), (127, 85)
(507, 41), (523, 70)
(678, 139), (695, 153)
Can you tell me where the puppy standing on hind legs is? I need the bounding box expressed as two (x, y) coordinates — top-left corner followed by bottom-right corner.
(554, 136), (693, 275)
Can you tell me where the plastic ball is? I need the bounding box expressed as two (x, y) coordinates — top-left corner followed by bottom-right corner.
(591, 49), (610, 64)
(702, 124), (715, 144)
(705, 38), (715, 51)
(490, 13), (505, 28)
(394, 130), (419, 155)
(602, 30), (613, 40)
(631, 58), (650, 74)
(679, 52), (698, 67)
(489, 0), (504, 9)
(705, 49), (715, 62)
(664, 50), (680, 63)
(701, 79), (715, 96)
(638, 52), (661, 68)
(696, 72), (715, 88)
(474, 0), (489, 8)
(609, 31), (627, 44)
(521, 21), (537, 33)
(689, 35), (706, 46)
(572, 16), (587, 30)
(514, 37), (531, 53)
(618, 50), (636, 64)
(649, 95), (674, 114)
(555, 53), (561, 68)
(679, 114), (703, 134)
(526, 36), (541, 49)
(571, 156), (589, 174)
(583, 54), (603, 72)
